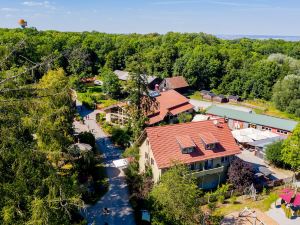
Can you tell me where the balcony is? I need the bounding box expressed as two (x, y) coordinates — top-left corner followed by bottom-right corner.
(191, 166), (224, 178)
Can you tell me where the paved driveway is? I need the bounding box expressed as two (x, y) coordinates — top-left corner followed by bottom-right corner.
(74, 101), (135, 225)
(237, 150), (293, 179)
(267, 203), (300, 225)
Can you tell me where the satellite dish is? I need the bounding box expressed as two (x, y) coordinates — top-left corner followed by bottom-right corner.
(18, 19), (27, 28)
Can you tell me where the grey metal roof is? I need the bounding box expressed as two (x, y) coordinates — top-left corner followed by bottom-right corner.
(206, 105), (298, 132)
(114, 70), (157, 84)
(248, 136), (287, 148)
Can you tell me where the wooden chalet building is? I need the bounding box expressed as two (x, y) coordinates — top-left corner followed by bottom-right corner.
(159, 76), (189, 93)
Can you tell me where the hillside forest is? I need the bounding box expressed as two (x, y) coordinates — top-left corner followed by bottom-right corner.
(0, 28), (299, 116)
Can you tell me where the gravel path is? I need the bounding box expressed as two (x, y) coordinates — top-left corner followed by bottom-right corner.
(74, 101), (135, 225)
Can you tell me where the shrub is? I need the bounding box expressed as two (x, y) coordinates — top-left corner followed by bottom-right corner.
(265, 141), (286, 168)
(177, 113), (193, 123)
(78, 131), (95, 148)
(123, 145), (139, 160)
(229, 195), (237, 204)
(281, 204), (292, 219)
(228, 158), (254, 192)
(102, 122), (113, 134)
(111, 126), (131, 148)
(208, 201), (217, 212)
(217, 195), (225, 204)
(96, 113), (106, 124)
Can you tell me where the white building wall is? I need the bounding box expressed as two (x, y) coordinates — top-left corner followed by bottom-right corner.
(139, 138), (162, 183)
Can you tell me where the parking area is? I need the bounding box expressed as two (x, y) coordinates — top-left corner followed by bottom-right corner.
(236, 150), (293, 180)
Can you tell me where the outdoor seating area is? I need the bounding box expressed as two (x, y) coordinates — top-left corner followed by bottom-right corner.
(276, 188), (300, 218)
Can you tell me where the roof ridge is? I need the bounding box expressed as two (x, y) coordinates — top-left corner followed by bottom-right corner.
(145, 118), (223, 130)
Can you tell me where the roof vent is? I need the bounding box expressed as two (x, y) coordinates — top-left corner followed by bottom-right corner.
(213, 120), (219, 126)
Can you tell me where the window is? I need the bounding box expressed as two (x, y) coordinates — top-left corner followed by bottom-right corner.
(204, 159), (213, 170)
(262, 126), (272, 131)
(145, 152), (148, 159)
(189, 163), (195, 171)
(221, 157), (225, 163)
(277, 129), (288, 134)
(206, 143), (216, 150)
(249, 124), (257, 129)
(151, 158), (154, 165)
(182, 147), (194, 154)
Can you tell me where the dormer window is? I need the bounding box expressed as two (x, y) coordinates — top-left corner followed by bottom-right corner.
(175, 135), (196, 154)
(199, 132), (219, 150)
(206, 143), (216, 150)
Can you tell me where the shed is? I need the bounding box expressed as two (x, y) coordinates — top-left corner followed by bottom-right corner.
(203, 92), (216, 101)
(228, 95), (242, 102)
(213, 94), (228, 103)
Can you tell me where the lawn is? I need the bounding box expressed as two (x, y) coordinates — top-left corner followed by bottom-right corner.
(243, 99), (300, 121)
(77, 84), (118, 109)
(214, 191), (279, 216)
(188, 91), (203, 100)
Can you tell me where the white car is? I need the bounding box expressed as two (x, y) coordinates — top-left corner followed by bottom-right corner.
(94, 80), (103, 86)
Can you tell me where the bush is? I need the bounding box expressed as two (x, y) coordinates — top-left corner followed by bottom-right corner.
(207, 201), (217, 212)
(228, 158), (254, 192)
(102, 122), (113, 134)
(281, 204), (292, 219)
(177, 113), (193, 123)
(78, 131), (95, 148)
(229, 195), (237, 204)
(265, 141), (286, 168)
(217, 195), (225, 204)
(96, 113), (106, 124)
(123, 145), (139, 160)
(111, 126), (131, 148)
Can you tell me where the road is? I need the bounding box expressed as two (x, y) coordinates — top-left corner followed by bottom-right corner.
(74, 101), (135, 225)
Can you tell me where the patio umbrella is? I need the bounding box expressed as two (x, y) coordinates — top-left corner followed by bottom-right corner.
(280, 188), (293, 193)
(280, 192), (294, 204)
(292, 193), (300, 207)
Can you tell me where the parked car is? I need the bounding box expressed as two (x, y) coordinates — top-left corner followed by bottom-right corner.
(94, 80), (103, 86)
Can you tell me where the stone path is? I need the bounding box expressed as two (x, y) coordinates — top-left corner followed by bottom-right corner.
(74, 101), (135, 225)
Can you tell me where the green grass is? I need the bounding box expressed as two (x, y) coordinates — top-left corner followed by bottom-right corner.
(77, 84), (118, 109)
(214, 192), (279, 216)
(188, 91), (203, 100)
(244, 99), (300, 121)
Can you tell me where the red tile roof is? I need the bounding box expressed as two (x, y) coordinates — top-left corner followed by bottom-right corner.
(169, 103), (194, 115)
(176, 135), (196, 149)
(143, 119), (241, 169)
(165, 76), (189, 89)
(148, 90), (194, 125)
(199, 132), (219, 144)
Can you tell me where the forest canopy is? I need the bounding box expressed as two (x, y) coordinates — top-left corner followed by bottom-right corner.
(0, 28), (299, 116)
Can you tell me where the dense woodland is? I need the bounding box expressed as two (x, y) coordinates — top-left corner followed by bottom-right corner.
(0, 28), (300, 116)
(0, 28), (300, 224)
